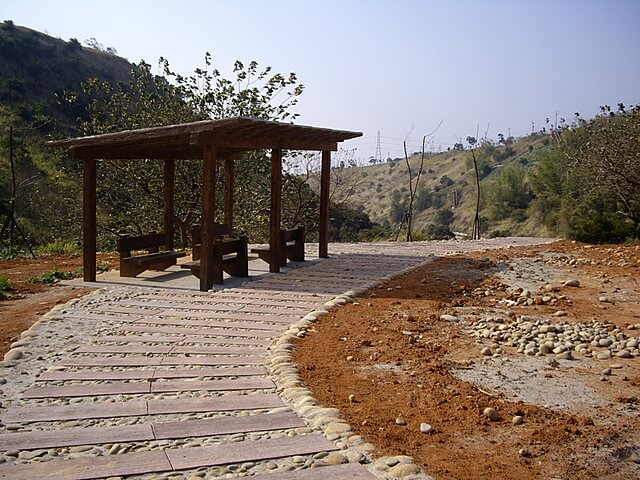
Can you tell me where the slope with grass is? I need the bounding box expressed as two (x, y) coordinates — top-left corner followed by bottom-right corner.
(312, 134), (552, 239)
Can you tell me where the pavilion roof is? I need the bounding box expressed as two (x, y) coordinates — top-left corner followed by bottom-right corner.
(47, 117), (362, 160)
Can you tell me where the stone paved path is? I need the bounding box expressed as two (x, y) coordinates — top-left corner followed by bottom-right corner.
(0, 239), (551, 479)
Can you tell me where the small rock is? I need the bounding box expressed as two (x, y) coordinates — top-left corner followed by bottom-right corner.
(481, 347), (492, 356)
(563, 279), (580, 287)
(440, 314), (458, 321)
(325, 452), (347, 465)
(553, 310), (568, 317)
(616, 350), (632, 358)
(395, 417), (407, 426)
(483, 407), (500, 421)
(346, 355), (354, 361)
(519, 448), (531, 457)
(388, 463), (422, 477)
(602, 368), (612, 376)
(546, 357), (560, 367)
(512, 415), (524, 425)
(419, 422), (433, 434)
(556, 351), (573, 360)
(348, 394), (357, 403)
(596, 351), (612, 360)
(599, 296), (611, 303)
(3, 349), (23, 361)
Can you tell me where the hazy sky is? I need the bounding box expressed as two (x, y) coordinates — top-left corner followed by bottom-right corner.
(3, 0), (640, 159)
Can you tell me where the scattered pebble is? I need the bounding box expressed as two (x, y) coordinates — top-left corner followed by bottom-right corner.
(348, 394), (357, 403)
(483, 407), (500, 421)
(395, 417), (407, 426)
(563, 279), (580, 287)
(519, 448), (531, 457)
(512, 415), (524, 425)
(419, 423), (433, 434)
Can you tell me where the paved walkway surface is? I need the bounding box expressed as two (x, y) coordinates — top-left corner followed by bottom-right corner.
(0, 239), (551, 479)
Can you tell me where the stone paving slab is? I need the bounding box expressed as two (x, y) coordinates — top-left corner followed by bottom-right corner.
(0, 412), (302, 451)
(152, 411), (304, 440)
(0, 449), (172, 480)
(60, 355), (267, 367)
(134, 316), (287, 331)
(248, 464), (377, 479)
(121, 324), (276, 338)
(24, 377), (274, 398)
(0, 423), (154, 451)
(146, 393), (285, 415)
(165, 433), (337, 470)
(4, 400), (148, 424)
(150, 377), (275, 393)
(5, 393), (284, 423)
(36, 366), (266, 381)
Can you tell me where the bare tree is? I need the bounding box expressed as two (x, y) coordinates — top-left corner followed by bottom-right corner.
(394, 121), (442, 241)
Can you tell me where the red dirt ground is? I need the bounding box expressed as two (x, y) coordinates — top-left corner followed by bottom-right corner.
(0, 253), (117, 355)
(293, 241), (640, 479)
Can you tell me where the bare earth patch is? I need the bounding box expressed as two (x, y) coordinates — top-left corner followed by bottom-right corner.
(0, 253), (117, 355)
(293, 241), (640, 479)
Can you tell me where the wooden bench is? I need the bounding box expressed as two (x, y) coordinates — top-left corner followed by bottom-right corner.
(251, 226), (305, 267)
(117, 233), (185, 278)
(180, 224), (248, 284)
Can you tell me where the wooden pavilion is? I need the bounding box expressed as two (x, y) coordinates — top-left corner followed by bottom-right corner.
(47, 117), (362, 291)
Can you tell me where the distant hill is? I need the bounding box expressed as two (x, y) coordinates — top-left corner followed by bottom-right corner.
(309, 134), (553, 239)
(0, 20), (134, 129)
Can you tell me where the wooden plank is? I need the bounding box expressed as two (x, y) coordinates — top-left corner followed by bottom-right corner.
(64, 312), (141, 323)
(117, 299), (241, 312)
(183, 336), (269, 347)
(0, 424), (153, 451)
(93, 335), (184, 344)
(23, 382), (150, 399)
(60, 357), (160, 367)
(160, 356), (265, 366)
(248, 464), (378, 480)
(122, 324), (275, 339)
(238, 306), (310, 315)
(147, 393), (284, 415)
(74, 345), (173, 354)
(83, 158), (96, 281)
(3, 401), (148, 424)
(269, 148), (283, 273)
(150, 377), (274, 393)
(37, 366), (265, 381)
(153, 411), (303, 440)
(165, 433), (337, 470)
(0, 449), (171, 480)
(98, 305), (162, 315)
(149, 314), (286, 331)
(169, 345), (266, 356)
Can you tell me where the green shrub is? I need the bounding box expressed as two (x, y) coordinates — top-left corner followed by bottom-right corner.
(0, 276), (12, 299)
(37, 240), (81, 255)
(27, 268), (81, 284)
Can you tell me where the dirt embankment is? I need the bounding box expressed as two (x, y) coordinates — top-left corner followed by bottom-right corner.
(294, 241), (640, 479)
(0, 253), (117, 355)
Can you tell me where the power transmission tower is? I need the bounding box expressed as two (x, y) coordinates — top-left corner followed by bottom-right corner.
(374, 131), (382, 163)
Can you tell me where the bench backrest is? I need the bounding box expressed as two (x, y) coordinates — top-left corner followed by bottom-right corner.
(282, 226), (304, 243)
(191, 224), (232, 245)
(117, 232), (169, 253)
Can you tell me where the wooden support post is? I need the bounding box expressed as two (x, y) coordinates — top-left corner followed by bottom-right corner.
(163, 158), (175, 250)
(319, 150), (331, 258)
(200, 145), (218, 291)
(224, 158), (234, 229)
(83, 158), (97, 281)
(269, 149), (283, 273)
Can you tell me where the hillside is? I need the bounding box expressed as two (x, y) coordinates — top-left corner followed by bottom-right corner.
(0, 20), (133, 129)
(314, 134), (553, 239)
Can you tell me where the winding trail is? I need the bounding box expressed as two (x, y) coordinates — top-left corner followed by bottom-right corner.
(0, 239), (550, 479)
